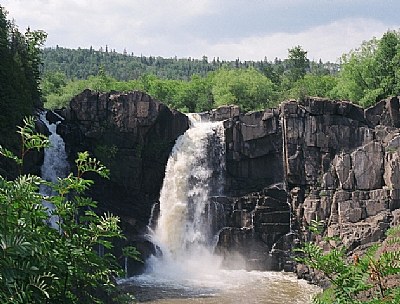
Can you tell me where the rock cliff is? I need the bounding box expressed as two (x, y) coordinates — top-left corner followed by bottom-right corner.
(283, 97), (400, 256)
(55, 91), (400, 273)
(56, 90), (188, 271)
(218, 96), (400, 271)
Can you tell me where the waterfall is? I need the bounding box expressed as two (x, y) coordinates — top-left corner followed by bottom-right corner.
(146, 114), (226, 277)
(124, 114), (321, 304)
(39, 112), (69, 229)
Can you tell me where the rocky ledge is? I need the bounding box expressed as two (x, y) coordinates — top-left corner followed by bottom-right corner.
(55, 90), (188, 273)
(52, 91), (400, 273)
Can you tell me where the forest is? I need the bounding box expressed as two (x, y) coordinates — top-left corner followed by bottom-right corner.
(41, 30), (400, 113)
(0, 6), (46, 152)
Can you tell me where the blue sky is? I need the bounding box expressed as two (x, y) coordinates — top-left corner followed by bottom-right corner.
(3, 0), (400, 62)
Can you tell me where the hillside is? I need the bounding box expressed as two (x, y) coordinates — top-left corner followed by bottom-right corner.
(41, 46), (338, 81)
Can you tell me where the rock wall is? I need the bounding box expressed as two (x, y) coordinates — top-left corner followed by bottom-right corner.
(54, 90), (400, 273)
(57, 90), (188, 270)
(283, 97), (400, 254)
(219, 96), (400, 271)
(224, 109), (284, 196)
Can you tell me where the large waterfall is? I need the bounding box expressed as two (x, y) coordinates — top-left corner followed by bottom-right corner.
(146, 115), (226, 278)
(122, 114), (320, 303)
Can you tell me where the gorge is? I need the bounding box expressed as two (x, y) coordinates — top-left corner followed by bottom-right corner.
(50, 90), (400, 300)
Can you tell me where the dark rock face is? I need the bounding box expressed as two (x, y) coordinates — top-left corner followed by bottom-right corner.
(282, 97), (400, 257)
(224, 109), (284, 196)
(57, 90), (189, 270)
(214, 185), (290, 270)
(56, 91), (400, 273)
(217, 96), (400, 271)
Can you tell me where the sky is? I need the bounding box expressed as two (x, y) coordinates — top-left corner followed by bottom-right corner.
(2, 0), (400, 63)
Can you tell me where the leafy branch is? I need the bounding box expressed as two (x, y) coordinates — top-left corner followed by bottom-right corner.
(0, 116), (137, 303)
(296, 220), (400, 304)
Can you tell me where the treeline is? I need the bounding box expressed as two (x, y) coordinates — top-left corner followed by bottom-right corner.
(42, 30), (400, 113)
(42, 46), (340, 111)
(41, 45), (338, 81)
(0, 6), (46, 149)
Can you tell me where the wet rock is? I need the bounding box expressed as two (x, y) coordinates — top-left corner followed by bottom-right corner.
(45, 110), (62, 124)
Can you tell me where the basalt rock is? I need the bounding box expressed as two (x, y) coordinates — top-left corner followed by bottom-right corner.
(218, 96), (400, 272)
(281, 97), (400, 263)
(224, 108), (283, 196)
(57, 90), (189, 271)
(55, 91), (400, 274)
(214, 184), (290, 270)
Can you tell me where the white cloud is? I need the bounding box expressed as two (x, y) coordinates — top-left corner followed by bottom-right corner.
(3, 0), (214, 51)
(195, 18), (398, 62)
(2, 1), (399, 62)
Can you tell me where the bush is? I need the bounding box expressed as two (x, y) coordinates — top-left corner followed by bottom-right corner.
(0, 117), (137, 303)
(297, 220), (400, 304)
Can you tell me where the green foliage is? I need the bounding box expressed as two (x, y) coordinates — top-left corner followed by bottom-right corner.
(40, 45), (337, 112)
(0, 116), (50, 173)
(297, 220), (400, 304)
(333, 31), (400, 107)
(286, 74), (338, 101)
(41, 71), (68, 96)
(211, 67), (277, 111)
(40, 31), (400, 112)
(0, 5), (46, 149)
(0, 118), (137, 303)
(285, 45), (310, 83)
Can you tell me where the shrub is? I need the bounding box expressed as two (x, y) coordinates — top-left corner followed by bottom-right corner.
(296, 220), (400, 304)
(0, 117), (137, 303)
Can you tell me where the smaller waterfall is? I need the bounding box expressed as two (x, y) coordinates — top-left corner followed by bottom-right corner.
(124, 256), (129, 279)
(39, 112), (69, 229)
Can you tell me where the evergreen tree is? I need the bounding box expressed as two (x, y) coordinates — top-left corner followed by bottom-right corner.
(0, 5), (46, 149)
(285, 45), (309, 83)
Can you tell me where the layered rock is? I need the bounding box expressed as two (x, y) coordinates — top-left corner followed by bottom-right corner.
(281, 97), (400, 256)
(218, 96), (400, 271)
(57, 90), (189, 272)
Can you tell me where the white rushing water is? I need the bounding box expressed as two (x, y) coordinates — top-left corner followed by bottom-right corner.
(147, 115), (226, 278)
(121, 114), (320, 303)
(39, 112), (69, 229)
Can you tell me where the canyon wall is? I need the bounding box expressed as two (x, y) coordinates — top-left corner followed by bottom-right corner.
(218, 96), (400, 271)
(56, 90), (188, 270)
(56, 90), (400, 272)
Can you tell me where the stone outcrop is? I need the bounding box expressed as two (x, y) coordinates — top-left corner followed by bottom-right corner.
(217, 96), (400, 271)
(281, 97), (400, 257)
(54, 90), (400, 273)
(57, 90), (189, 272)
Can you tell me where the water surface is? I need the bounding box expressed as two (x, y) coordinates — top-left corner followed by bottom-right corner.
(120, 270), (320, 304)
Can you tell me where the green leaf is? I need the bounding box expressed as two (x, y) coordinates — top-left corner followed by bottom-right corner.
(0, 146), (22, 165)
